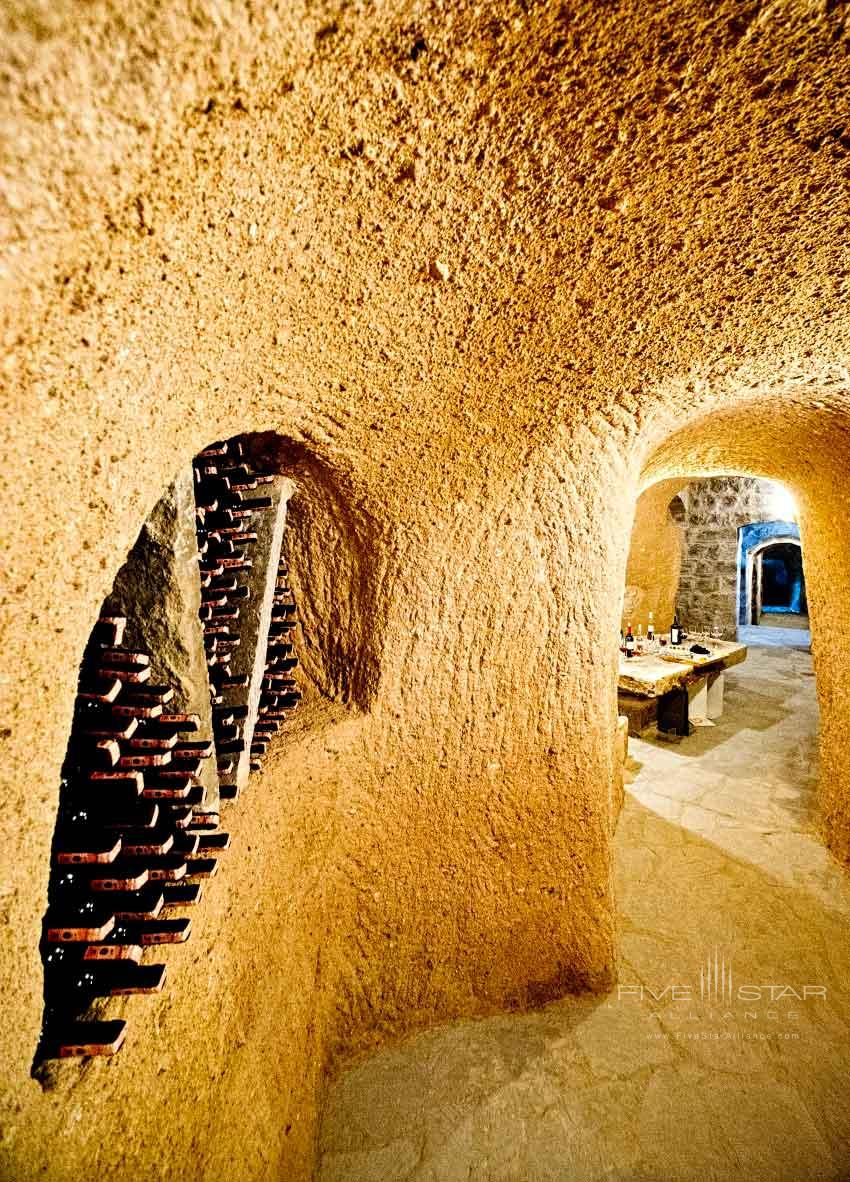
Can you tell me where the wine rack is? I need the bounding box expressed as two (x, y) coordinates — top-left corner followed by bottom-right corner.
(251, 555), (302, 772)
(193, 437), (301, 788)
(36, 435), (301, 1064)
(38, 616), (220, 1059)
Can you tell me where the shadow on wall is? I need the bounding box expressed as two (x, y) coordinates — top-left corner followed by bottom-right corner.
(248, 433), (387, 710)
(317, 794), (850, 1180)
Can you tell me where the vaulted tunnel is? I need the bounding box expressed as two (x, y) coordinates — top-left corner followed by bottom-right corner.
(2, 1), (850, 1179)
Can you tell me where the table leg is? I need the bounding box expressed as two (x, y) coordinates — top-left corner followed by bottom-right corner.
(658, 687), (689, 736)
(707, 670), (725, 719)
(688, 675), (709, 722)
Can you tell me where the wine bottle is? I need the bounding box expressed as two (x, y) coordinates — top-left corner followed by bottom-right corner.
(92, 617), (127, 648)
(647, 612), (655, 642)
(114, 918), (191, 944)
(671, 612), (682, 645)
(625, 623), (635, 658)
(48, 1018), (127, 1057)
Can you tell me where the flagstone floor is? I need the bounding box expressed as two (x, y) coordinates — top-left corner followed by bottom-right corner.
(317, 646), (850, 1181)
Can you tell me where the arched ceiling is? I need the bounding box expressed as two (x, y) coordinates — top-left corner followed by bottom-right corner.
(639, 397), (850, 495)
(2, 0), (849, 481)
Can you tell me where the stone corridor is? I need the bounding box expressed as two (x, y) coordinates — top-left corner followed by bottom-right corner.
(317, 645), (850, 1181)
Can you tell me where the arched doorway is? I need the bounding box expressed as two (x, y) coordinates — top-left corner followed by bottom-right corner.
(744, 535), (807, 628)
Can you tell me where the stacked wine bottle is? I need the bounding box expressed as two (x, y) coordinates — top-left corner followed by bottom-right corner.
(37, 435), (301, 1062)
(252, 557), (302, 771)
(38, 616), (224, 1059)
(193, 438), (301, 787)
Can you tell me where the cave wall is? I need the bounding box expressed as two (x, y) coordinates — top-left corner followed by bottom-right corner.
(622, 478), (686, 634)
(2, 0), (850, 1179)
(642, 409), (850, 866)
(625, 476), (803, 640)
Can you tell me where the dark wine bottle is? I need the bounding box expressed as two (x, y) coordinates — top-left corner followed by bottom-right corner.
(670, 611), (682, 645)
(625, 623), (635, 658)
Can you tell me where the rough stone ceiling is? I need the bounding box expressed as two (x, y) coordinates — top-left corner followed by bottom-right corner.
(1, 7), (850, 1177)
(2, 0), (849, 476)
(640, 396), (850, 493)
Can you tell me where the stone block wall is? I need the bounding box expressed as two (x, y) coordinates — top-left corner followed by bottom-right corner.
(676, 477), (785, 636)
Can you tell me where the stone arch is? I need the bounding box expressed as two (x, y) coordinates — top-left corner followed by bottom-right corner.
(630, 400), (850, 864)
(667, 494), (687, 526)
(31, 429), (386, 1071)
(740, 531), (805, 627)
(2, 0), (850, 1172)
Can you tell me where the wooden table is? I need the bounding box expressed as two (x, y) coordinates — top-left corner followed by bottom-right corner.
(617, 640), (748, 735)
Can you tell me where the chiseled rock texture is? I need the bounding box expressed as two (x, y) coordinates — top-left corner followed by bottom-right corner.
(317, 647), (850, 1182)
(623, 478), (686, 632)
(1, 1), (849, 1178)
(104, 469), (220, 809)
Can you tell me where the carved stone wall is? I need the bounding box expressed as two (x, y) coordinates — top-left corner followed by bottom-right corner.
(2, 2), (850, 1179)
(676, 478), (793, 637)
(622, 479), (687, 634)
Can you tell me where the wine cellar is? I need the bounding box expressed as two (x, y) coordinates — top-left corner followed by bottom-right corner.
(36, 436), (301, 1064)
(6, 2), (850, 1176)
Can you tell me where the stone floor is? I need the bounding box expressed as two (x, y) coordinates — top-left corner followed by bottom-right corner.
(317, 646), (850, 1181)
(739, 624), (811, 648)
(756, 612), (811, 632)
(737, 619), (813, 647)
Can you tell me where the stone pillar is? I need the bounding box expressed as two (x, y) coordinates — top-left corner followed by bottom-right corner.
(103, 469), (219, 813)
(707, 671), (725, 719)
(687, 676), (709, 722)
(221, 478), (294, 789)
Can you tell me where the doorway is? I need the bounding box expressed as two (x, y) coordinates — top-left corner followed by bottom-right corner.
(747, 538), (808, 629)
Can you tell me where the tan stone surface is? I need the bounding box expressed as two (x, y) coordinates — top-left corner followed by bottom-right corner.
(318, 647), (850, 1181)
(619, 652), (692, 697)
(1, 1), (849, 1177)
(618, 641), (747, 697)
(622, 479), (686, 632)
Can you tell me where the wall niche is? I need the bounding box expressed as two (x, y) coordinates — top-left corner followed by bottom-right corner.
(34, 436), (301, 1071)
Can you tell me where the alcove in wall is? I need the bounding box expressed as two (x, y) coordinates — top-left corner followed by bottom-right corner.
(33, 434), (302, 1070)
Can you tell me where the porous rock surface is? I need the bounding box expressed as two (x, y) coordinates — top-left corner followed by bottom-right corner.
(622, 477), (686, 632)
(104, 469), (220, 808)
(1, 1), (849, 1177)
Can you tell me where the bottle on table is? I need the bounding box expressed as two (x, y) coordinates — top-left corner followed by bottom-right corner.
(647, 612), (655, 642)
(625, 623), (635, 658)
(670, 611), (682, 646)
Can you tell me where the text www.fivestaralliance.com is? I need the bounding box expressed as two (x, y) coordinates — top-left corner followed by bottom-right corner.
(647, 1031), (801, 1041)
